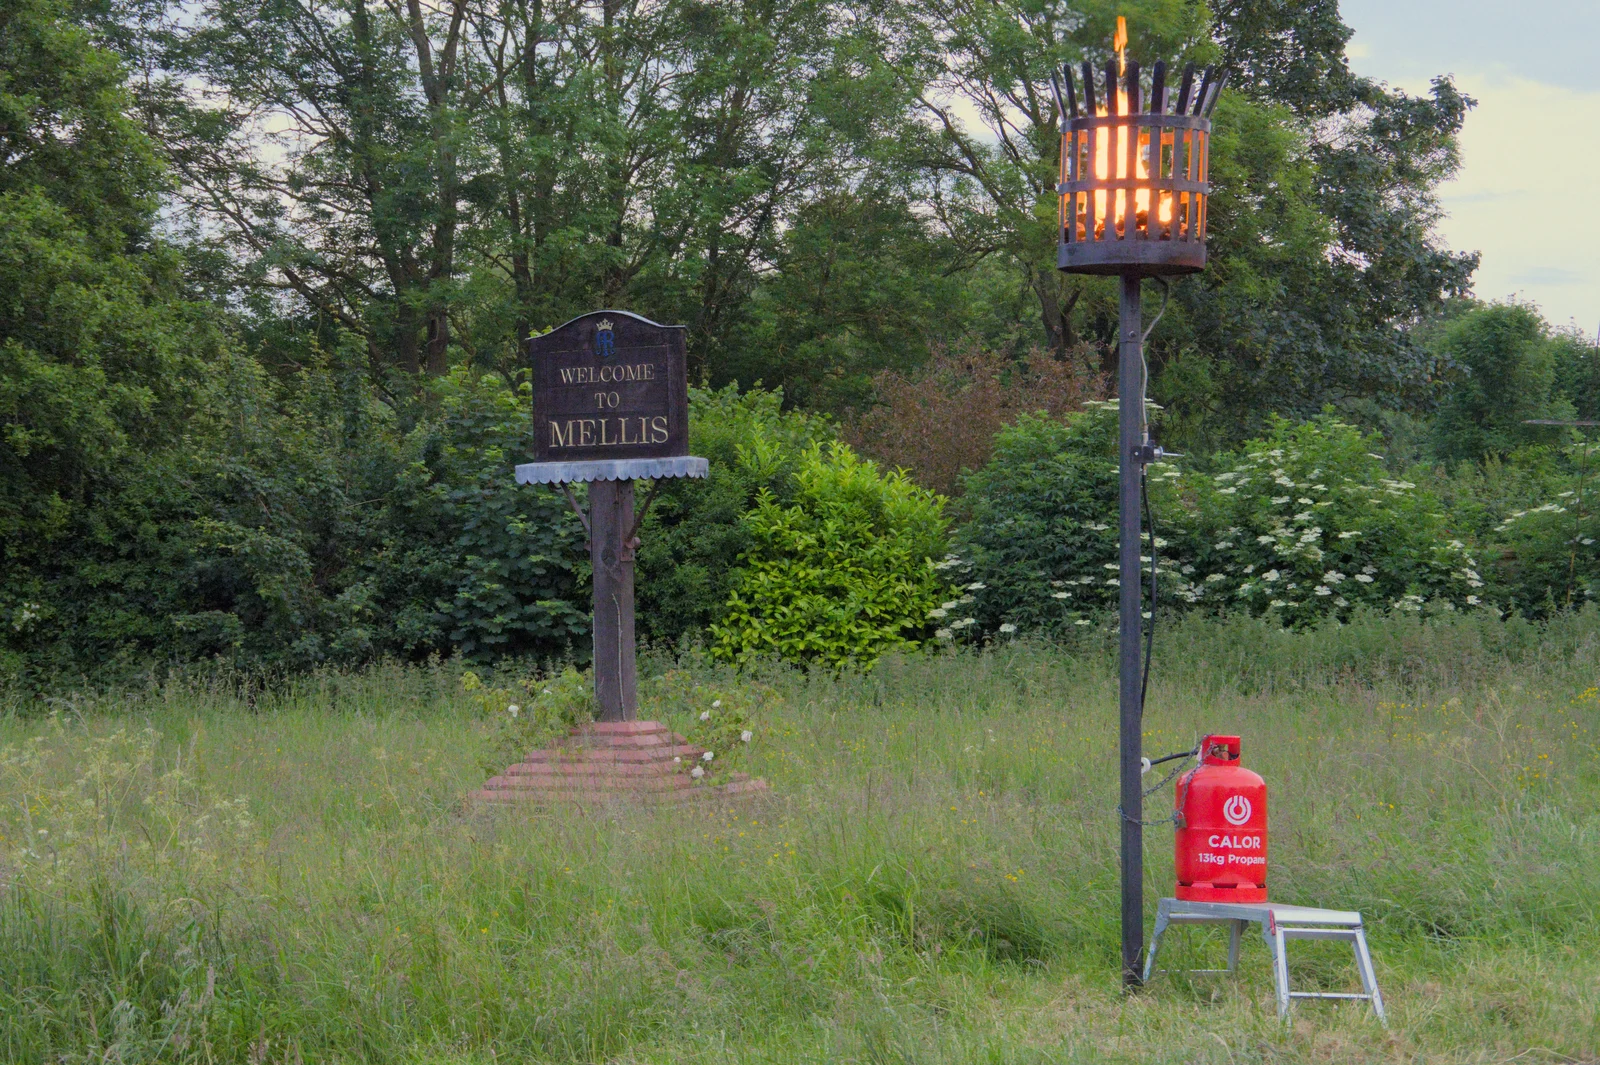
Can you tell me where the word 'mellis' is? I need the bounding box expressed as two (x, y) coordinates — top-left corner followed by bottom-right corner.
(548, 416), (669, 448)
(557, 363), (656, 385)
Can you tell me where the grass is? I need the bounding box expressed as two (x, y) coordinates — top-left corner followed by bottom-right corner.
(2, 608), (1599, 1063)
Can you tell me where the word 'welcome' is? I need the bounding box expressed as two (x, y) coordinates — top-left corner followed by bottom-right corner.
(558, 363), (657, 385)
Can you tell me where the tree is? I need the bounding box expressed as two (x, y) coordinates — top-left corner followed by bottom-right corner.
(888, 0), (1207, 360)
(1431, 303), (1572, 462)
(171, 0), (480, 376)
(0, 0), (220, 669)
(875, 0), (1477, 444)
(156, 0), (909, 387)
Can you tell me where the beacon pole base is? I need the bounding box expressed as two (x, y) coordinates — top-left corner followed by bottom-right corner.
(1142, 898), (1387, 1026)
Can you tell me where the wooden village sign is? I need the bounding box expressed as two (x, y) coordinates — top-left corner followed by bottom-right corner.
(522, 310), (702, 720)
(473, 310), (766, 804)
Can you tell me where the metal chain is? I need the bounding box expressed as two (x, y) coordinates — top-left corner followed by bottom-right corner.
(1116, 744), (1199, 827)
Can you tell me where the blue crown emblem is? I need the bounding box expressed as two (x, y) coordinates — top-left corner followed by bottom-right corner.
(594, 318), (616, 358)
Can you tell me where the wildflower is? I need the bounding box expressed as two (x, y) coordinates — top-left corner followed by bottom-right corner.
(1355, 574), (1374, 583)
(1214, 541), (1233, 550)
(1467, 595), (1481, 606)
(699, 711), (711, 721)
(927, 608), (948, 619)
(712, 699), (721, 708)
(1105, 578), (1120, 586)
(1338, 531), (1361, 539)
(741, 730), (753, 743)
(1298, 497), (1313, 505)
(1218, 487), (1237, 494)
(1052, 591), (1070, 599)
(1269, 599), (1288, 608)
(542, 687), (553, 695)
(1271, 496), (1291, 505)
(1103, 563), (1120, 570)
(998, 623), (1018, 634)
(1334, 596), (1349, 607)
(507, 704), (520, 718)
(674, 756), (682, 764)
(702, 750), (714, 761)
(1263, 569), (1280, 582)
(941, 600), (959, 609)
(1257, 535), (1276, 544)
(966, 582), (986, 591)
(1314, 586), (1331, 596)
(1075, 619), (1092, 626)
(952, 617), (977, 629)
(935, 628), (953, 639)
(691, 766), (705, 779)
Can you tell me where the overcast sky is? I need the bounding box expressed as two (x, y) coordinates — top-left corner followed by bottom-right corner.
(1340, 0), (1599, 337)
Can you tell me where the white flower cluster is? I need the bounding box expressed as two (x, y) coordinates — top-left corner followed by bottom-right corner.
(1496, 502), (1570, 531)
(11, 601), (42, 632)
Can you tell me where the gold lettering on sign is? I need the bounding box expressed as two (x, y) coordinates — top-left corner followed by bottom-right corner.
(557, 363), (659, 385)
(547, 416), (673, 449)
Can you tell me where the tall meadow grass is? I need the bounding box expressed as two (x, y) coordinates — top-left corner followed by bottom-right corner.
(2, 609), (1598, 1062)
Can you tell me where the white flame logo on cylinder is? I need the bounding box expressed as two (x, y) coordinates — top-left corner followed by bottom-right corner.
(1223, 794), (1252, 827)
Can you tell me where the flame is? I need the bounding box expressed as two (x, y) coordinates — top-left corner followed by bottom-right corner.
(1080, 16), (1176, 240)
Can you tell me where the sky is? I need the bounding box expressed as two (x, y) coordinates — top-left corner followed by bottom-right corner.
(1340, 0), (1600, 337)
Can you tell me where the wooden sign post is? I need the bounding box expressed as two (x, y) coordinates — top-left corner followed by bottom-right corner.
(517, 311), (707, 721)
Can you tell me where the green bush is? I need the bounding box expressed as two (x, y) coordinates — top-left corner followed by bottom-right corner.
(636, 383), (833, 645)
(954, 410), (1484, 635)
(952, 405), (1124, 638)
(710, 442), (951, 667)
(1552, 332), (1600, 422)
(1430, 303), (1573, 462)
(1432, 440), (1599, 616)
(1171, 416), (1482, 625)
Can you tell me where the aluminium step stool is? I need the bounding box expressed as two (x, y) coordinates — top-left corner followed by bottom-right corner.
(1142, 898), (1387, 1025)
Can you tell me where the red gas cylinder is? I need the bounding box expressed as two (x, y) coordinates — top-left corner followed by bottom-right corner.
(1174, 734), (1268, 902)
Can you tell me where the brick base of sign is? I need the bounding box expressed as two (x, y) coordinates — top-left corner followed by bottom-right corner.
(471, 720), (770, 805)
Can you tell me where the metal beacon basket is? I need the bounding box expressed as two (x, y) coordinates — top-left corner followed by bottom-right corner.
(1052, 59), (1225, 278)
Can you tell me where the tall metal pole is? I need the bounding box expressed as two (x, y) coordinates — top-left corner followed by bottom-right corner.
(1117, 274), (1145, 987)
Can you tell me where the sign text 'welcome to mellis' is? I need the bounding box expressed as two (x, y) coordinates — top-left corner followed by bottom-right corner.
(529, 311), (689, 463)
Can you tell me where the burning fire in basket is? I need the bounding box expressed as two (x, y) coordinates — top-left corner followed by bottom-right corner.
(1051, 18), (1226, 272)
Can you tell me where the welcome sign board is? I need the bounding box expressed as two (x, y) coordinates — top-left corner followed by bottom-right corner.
(529, 310), (689, 462)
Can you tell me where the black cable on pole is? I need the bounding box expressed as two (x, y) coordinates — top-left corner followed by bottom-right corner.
(1140, 469), (1156, 712)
